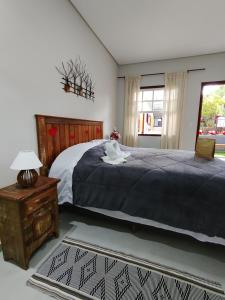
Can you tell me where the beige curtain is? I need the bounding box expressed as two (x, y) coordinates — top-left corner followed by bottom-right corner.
(123, 76), (141, 146)
(161, 72), (187, 149)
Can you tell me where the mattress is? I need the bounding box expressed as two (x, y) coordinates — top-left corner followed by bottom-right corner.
(49, 140), (225, 246)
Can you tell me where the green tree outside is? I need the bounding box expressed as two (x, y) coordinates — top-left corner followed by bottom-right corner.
(201, 85), (225, 128)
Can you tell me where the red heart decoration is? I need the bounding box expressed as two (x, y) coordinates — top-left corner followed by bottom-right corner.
(70, 134), (75, 139)
(48, 127), (57, 137)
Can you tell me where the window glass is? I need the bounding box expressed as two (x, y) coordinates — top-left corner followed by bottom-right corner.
(153, 101), (164, 110)
(138, 87), (165, 135)
(142, 101), (152, 112)
(143, 90), (153, 100)
(154, 89), (164, 100)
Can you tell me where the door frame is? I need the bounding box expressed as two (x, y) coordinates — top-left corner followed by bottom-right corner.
(196, 80), (225, 147)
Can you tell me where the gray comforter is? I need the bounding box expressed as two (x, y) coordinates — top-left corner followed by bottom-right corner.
(72, 143), (225, 238)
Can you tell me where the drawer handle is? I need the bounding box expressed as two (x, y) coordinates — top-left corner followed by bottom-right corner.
(33, 198), (41, 204)
(30, 196), (50, 206)
(35, 196), (49, 203)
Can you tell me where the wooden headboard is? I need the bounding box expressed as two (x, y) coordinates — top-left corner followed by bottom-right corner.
(35, 114), (103, 176)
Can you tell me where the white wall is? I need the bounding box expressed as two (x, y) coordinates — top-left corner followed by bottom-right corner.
(117, 53), (225, 149)
(0, 0), (118, 187)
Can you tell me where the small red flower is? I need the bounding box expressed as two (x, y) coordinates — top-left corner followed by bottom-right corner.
(110, 130), (120, 140)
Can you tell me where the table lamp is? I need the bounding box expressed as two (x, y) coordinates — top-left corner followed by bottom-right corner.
(10, 151), (43, 188)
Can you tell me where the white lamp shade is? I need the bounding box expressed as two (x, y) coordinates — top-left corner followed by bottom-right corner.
(10, 151), (43, 170)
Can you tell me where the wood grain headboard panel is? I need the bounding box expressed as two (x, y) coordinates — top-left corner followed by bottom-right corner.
(35, 114), (103, 176)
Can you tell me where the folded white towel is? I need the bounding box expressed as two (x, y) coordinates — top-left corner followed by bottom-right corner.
(101, 140), (130, 165)
(101, 156), (127, 165)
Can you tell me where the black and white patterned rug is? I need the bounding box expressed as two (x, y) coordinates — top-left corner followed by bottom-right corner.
(27, 237), (225, 300)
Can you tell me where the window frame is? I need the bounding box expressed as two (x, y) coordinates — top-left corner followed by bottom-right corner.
(138, 85), (165, 137)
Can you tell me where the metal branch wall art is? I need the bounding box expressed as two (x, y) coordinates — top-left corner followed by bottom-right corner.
(56, 57), (95, 101)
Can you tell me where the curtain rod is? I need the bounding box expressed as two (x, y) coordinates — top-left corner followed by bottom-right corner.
(117, 68), (206, 79)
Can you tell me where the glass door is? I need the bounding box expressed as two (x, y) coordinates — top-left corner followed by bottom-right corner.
(197, 81), (225, 158)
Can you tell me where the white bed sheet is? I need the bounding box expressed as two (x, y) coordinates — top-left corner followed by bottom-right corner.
(49, 141), (225, 246)
(49, 140), (106, 205)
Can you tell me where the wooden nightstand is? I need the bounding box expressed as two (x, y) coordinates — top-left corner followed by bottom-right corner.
(0, 176), (60, 269)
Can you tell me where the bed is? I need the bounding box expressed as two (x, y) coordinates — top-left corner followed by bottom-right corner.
(36, 114), (225, 246)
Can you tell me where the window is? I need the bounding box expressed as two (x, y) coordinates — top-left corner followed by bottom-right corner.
(138, 86), (165, 135)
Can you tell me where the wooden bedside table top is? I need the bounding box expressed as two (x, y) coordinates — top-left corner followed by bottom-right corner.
(0, 176), (60, 201)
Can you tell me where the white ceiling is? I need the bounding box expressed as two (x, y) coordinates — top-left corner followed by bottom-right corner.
(71, 0), (225, 65)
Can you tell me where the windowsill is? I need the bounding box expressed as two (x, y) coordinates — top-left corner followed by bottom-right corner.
(138, 134), (161, 137)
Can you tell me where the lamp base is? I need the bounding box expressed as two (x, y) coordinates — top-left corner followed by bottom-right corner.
(17, 169), (38, 188)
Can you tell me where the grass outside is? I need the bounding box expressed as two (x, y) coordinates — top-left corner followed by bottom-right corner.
(215, 151), (225, 158)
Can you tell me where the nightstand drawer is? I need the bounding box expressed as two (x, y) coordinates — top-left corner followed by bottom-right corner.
(23, 204), (55, 245)
(24, 188), (57, 215)
(33, 208), (53, 240)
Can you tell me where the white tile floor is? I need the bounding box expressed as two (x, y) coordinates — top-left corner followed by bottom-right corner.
(0, 210), (225, 300)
